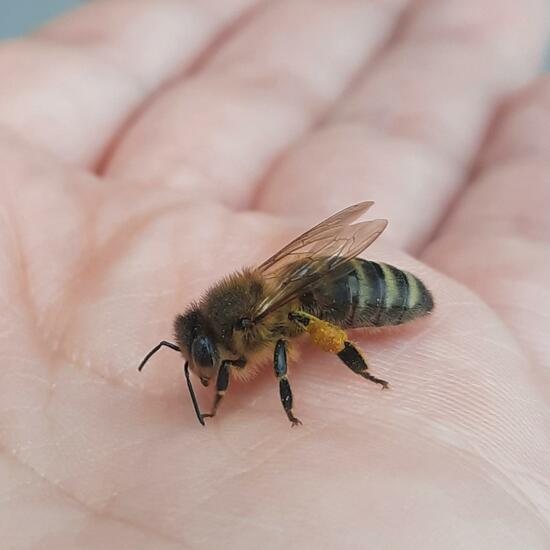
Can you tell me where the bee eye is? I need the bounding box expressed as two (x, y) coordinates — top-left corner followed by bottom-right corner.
(191, 335), (217, 368)
(235, 317), (253, 331)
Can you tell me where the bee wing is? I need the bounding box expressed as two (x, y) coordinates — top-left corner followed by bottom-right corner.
(253, 202), (387, 320)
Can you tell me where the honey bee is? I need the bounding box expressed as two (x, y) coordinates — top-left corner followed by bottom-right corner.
(138, 202), (433, 426)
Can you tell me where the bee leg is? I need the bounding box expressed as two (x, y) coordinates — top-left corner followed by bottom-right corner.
(274, 339), (302, 427)
(200, 362), (230, 421)
(289, 311), (388, 389)
(337, 341), (389, 389)
(201, 358), (246, 421)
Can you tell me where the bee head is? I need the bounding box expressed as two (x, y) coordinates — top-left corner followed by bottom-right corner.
(174, 310), (219, 387)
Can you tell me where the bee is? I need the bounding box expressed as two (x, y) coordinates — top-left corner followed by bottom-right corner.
(138, 202), (433, 426)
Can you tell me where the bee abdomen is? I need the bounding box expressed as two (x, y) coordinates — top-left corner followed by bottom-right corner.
(302, 259), (433, 329)
(358, 260), (433, 327)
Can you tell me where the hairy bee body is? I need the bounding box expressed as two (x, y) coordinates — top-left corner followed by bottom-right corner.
(175, 269), (290, 378)
(175, 258), (433, 380)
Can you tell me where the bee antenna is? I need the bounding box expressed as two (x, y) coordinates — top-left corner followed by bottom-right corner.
(138, 341), (181, 371)
(138, 342), (205, 426)
(184, 362), (206, 426)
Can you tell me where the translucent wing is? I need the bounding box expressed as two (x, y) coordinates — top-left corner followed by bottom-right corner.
(253, 202), (387, 320)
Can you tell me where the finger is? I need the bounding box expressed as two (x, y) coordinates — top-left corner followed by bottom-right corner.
(256, 0), (549, 251)
(423, 76), (550, 376)
(0, 0), (259, 167)
(104, 0), (412, 203)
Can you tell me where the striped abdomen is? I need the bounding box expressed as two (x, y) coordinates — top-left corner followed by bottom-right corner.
(299, 258), (433, 329)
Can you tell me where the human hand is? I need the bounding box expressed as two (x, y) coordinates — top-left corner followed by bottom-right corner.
(1, 1), (549, 548)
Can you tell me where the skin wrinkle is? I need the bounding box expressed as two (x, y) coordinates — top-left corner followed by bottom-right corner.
(44, 201), (187, 354)
(178, 437), (319, 543)
(96, 1), (273, 176)
(126, 437), (288, 530)
(104, 0), (414, 205)
(1, 302), (129, 435)
(425, 222), (544, 371)
(50, 179), (164, 305)
(425, 81), (550, 250)
(109, 143), (223, 197)
(360, 310), (548, 520)
(336, 111), (468, 177)
(3, 369), (212, 544)
(0, 40), (147, 167)
(200, 416), (549, 544)
(39, 199), (245, 389)
(255, 0), (547, 252)
(0, 1), (262, 168)
(0, 199), (67, 422)
(250, 118), (457, 219)
(210, 1), (414, 121)
(370, 416), (550, 537)
(182, 0), (273, 77)
(460, 279), (549, 377)
(219, 422), (314, 471)
(202, 0), (408, 98)
(426, 166), (550, 251)
(36, 2), (219, 89)
(422, 248), (545, 369)
(472, 453), (550, 535)
(0, 449), (186, 548)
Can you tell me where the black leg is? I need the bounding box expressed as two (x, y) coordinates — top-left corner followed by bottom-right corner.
(337, 341), (389, 389)
(201, 361), (230, 421)
(288, 310), (388, 391)
(138, 341), (180, 371)
(274, 339), (302, 426)
(200, 356), (246, 421)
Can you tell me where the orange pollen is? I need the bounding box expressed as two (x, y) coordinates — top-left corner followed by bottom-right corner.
(307, 319), (347, 353)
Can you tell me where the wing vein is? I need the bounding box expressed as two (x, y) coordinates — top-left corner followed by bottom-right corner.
(253, 202), (387, 320)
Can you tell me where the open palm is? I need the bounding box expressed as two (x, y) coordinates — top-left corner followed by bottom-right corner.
(1, 1), (549, 548)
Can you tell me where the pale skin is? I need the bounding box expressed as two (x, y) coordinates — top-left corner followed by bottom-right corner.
(0, 0), (549, 548)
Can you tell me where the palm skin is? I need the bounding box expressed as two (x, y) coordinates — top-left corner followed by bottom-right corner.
(1, 1), (549, 548)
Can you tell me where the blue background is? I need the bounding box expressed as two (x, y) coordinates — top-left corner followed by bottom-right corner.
(0, 0), (86, 38)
